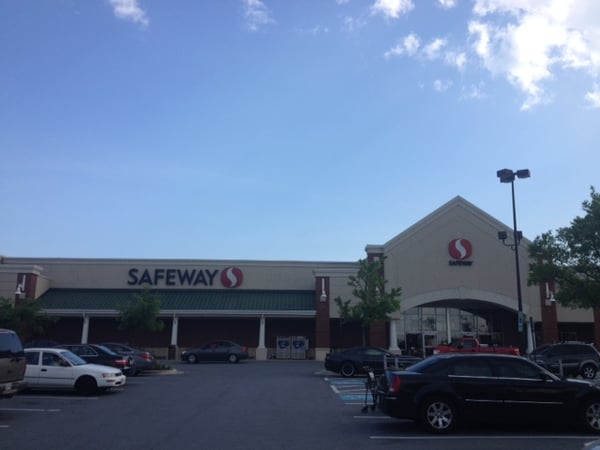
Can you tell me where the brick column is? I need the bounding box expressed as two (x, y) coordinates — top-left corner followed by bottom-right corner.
(539, 281), (558, 344)
(369, 321), (387, 347)
(15, 273), (38, 306)
(314, 276), (330, 361)
(365, 246), (389, 348)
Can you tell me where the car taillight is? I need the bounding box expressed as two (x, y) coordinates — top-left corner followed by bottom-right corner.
(242, 346), (248, 353)
(115, 358), (129, 367)
(141, 353), (152, 361)
(389, 376), (402, 394)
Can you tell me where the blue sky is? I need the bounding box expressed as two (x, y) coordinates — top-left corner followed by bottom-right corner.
(1, 0), (599, 262)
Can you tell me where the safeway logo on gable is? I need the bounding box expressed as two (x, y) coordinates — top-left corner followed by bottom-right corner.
(127, 267), (244, 288)
(448, 239), (473, 266)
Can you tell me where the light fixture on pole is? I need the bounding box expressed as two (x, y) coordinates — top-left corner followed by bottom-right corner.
(320, 278), (327, 302)
(496, 168), (530, 355)
(15, 275), (26, 300)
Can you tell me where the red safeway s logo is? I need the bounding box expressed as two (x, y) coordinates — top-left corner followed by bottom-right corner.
(220, 267), (243, 288)
(448, 239), (472, 260)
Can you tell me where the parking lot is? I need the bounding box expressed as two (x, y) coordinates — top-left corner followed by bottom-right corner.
(1, 360), (598, 450)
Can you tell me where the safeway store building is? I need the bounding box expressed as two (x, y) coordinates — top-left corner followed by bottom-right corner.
(1, 197), (597, 361)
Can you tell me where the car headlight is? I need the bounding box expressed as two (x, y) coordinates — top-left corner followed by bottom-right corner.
(102, 372), (118, 378)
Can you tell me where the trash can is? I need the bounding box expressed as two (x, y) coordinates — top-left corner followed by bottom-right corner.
(291, 336), (307, 360)
(276, 337), (291, 359)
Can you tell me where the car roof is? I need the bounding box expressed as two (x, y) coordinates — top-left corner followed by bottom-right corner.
(25, 347), (69, 352)
(430, 353), (522, 360)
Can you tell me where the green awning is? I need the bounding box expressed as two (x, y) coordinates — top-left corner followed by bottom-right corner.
(37, 289), (316, 314)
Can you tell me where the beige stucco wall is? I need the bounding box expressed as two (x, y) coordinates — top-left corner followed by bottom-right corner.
(380, 198), (542, 321)
(1, 257), (357, 295)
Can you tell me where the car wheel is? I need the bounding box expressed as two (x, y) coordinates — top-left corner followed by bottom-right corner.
(340, 361), (356, 378)
(75, 376), (98, 396)
(187, 354), (198, 364)
(419, 396), (457, 434)
(228, 354), (238, 364)
(581, 364), (597, 380)
(582, 399), (600, 433)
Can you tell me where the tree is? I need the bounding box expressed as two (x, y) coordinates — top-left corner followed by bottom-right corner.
(0, 297), (57, 342)
(334, 257), (402, 345)
(116, 288), (164, 343)
(528, 187), (600, 309)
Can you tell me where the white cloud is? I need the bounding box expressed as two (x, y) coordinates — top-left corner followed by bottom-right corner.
(384, 33), (420, 58)
(109, 0), (148, 26)
(385, 34), (467, 72)
(433, 79), (453, 91)
(469, 0), (600, 110)
(438, 0), (458, 9)
(423, 38), (447, 60)
(461, 82), (487, 99)
(243, 0), (275, 31)
(342, 15), (368, 32)
(585, 84), (600, 108)
(371, 0), (414, 19)
(445, 51), (467, 70)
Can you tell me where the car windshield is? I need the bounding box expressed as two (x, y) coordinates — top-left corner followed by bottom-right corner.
(95, 344), (119, 355)
(60, 350), (88, 366)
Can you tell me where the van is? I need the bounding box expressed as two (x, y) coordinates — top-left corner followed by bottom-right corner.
(0, 328), (27, 398)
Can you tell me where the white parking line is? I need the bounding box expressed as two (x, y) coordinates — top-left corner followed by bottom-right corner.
(353, 415), (394, 420)
(18, 395), (98, 400)
(370, 435), (591, 440)
(0, 408), (61, 413)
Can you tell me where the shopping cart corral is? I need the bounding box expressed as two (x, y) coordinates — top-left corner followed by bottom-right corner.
(361, 354), (418, 413)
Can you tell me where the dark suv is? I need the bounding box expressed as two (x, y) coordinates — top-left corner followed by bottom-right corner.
(528, 342), (600, 379)
(0, 328), (27, 398)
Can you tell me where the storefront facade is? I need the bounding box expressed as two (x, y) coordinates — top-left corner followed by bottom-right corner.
(1, 197), (597, 360)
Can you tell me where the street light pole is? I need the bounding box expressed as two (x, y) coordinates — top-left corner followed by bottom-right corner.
(497, 168), (530, 356)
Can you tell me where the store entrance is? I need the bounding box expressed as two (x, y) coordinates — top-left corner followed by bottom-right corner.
(396, 306), (512, 356)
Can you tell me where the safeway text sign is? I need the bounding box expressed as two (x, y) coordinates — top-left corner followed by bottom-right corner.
(127, 267), (244, 288)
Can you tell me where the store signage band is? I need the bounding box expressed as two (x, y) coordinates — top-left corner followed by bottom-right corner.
(448, 238), (473, 266)
(127, 267), (244, 288)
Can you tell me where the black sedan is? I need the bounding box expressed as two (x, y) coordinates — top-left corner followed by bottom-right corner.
(324, 346), (421, 377)
(57, 344), (135, 376)
(376, 353), (600, 434)
(181, 340), (249, 364)
(101, 342), (157, 376)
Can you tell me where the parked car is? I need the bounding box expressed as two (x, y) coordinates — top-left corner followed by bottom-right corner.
(24, 347), (126, 395)
(0, 328), (27, 399)
(376, 353), (600, 434)
(101, 343), (157, 375)
(432, 337), (520, 355)
(181, 340), (249, 364)
(324, 346), (421, 377)
(56, 344), (134, 376)
(528, 342), (600, 379)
